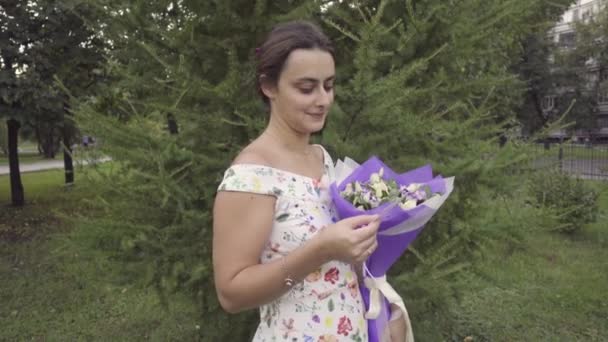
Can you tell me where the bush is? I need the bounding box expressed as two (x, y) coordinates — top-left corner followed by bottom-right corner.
(528, 170), (599, 233)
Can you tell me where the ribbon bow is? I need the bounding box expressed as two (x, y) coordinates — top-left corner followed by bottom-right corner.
(363, 265), (415, 342)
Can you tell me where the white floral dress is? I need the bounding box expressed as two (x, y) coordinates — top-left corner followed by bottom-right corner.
(217, 145), (368, 342)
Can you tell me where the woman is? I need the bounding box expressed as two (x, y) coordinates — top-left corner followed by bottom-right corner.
(213, 20), (407, 341)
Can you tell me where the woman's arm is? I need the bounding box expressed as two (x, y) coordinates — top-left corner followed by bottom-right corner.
(213, 193), (380, 313)
(213, 151), (380, 313)
(212, 190), (330, 313)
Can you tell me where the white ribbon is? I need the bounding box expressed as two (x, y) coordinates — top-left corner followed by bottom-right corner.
(363, 264), (415, 342)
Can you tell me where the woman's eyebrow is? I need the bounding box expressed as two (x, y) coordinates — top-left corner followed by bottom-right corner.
(295, 76), (336, 83)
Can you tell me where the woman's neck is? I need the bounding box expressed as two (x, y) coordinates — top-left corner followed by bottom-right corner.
(263, 115), (312, 155)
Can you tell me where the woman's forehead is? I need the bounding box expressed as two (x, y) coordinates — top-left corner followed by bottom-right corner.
(281, 48), (335, 81)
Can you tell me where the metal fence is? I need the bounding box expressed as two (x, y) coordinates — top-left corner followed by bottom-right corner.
(533, 143), (608, 180)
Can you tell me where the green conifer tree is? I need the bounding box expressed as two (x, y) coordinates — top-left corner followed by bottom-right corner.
(66, 0), (576, 339)
(69, 1), (327, 339)
(318, 1), (573, 337)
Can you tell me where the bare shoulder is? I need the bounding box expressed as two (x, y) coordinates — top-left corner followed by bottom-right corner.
(232, 141), (274, 167)
(214, 140), (277, 225)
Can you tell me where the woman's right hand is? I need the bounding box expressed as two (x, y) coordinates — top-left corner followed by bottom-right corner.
(316, 215), (380, 264)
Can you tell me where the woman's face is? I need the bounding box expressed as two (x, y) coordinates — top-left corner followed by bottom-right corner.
(264, 48), (335, 134)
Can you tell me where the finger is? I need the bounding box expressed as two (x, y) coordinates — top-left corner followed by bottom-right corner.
(355, 244), (377, 264)
(359, 235), (377, 252)
(370, 241), (378, 255)
(368, 239), (378, 253)
(358, 242), (377, 263)
(355, 255), (368, 264)
(355, 220), (380, 238)
(343, 215), (380, 228)
(351, 238), (374, 259)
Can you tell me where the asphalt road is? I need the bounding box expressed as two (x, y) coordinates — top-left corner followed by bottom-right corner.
(0, 157), (110, 176)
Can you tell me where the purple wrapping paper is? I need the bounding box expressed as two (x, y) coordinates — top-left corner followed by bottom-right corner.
(329, 156), (448, 342)
(329, 156), (444, 276)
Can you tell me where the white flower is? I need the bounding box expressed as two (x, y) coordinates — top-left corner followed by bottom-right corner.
(400, 199), (417, 210)
(406, 183), (420, 193)
(362, 191), (371, 202)
(344, 183), (354, 195)
(354, 181), (363, 193)
(370, 168), (385, 184)
(371, 182), (388, 198)
(375, 188), (383, 199)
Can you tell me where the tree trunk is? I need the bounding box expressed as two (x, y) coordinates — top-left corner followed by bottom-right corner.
(530, 89), (548, 127)
(167, 113), (179, 135)
(62, 121), (74, 185)
(37, 122), (59, 159)
(7, 119), (25, 206)
(35, 124), (43, 155)
(45, 127), (55, 159)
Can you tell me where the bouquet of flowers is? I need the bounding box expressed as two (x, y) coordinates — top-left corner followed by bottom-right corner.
(329, 156), (455, 342)
(340, 168), (437, 212)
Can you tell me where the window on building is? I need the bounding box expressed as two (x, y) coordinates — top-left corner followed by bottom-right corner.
(597, 117), (608, 129)
(542, 95), (556, 112)
(585, 72), (598, 91)
(573, 9), (580, 21)
(558, 32), (576, 49)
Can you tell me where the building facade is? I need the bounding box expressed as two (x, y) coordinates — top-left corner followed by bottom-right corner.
(547, 0), (608, 141)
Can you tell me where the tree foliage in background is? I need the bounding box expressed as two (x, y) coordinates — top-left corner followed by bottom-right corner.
(0, 0), (104, 203)
(1, 0), (43, 205)
(65, 0), (578, 340)
(573, 3), (608, 135)
(515, 1), (606, 137)
(319, 0), (574, 337)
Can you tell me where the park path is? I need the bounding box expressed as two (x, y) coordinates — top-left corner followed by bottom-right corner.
(0, 157), (110, 176)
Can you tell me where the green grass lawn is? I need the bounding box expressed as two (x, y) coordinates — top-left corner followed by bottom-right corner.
(0, 169), (200, 341)
(449, 183), (608, 341)
(1, 169), (607, 341)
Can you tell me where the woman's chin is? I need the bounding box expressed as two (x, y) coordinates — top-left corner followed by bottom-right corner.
(306, 115), (327, 132)
(305, 122), (326, 134)
(292, 114), (327, 135)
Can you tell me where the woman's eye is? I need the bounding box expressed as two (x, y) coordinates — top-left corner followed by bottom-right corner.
(324, 84), (334, 91)
(299, 88), (314, 94)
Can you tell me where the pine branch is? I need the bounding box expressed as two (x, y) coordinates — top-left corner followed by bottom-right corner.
(323, 18), (361, 42)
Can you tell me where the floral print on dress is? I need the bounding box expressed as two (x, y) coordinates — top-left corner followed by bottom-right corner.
(324, 267), (340, 285)
(218, 145), (367, 341)
(337, 316), (353, 336)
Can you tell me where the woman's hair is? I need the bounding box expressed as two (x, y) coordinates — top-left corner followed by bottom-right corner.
(256, 20), (335, 105)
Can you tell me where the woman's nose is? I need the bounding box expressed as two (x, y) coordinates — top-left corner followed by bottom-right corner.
(316, 87), (332, 107)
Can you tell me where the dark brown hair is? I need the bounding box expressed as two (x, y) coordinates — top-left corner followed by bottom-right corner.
(256, 20), (335, 105)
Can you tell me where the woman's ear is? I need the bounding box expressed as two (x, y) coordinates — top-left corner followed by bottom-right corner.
(259, 75), (277, 101)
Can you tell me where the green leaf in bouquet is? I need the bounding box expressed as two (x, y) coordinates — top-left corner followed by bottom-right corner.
(423, 185), (433, 199)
